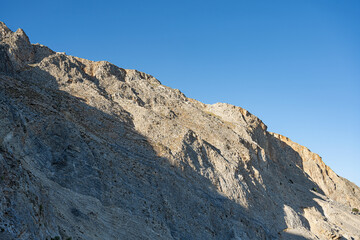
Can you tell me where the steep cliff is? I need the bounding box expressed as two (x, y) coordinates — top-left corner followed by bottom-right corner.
(0, 22), (359, 240)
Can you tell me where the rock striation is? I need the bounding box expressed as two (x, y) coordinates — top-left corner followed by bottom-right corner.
(0, 22), (359, 240)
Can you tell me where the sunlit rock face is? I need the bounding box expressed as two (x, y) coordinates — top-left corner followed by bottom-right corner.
(0, 22), (359, 240)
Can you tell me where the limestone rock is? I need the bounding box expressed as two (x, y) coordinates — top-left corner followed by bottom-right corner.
(0, 21), (359, 240)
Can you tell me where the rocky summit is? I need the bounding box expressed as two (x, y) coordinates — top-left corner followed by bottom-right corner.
(0, 22), (359, 240)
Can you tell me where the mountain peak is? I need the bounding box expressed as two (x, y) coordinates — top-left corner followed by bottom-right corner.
(0, 21), (11, 39)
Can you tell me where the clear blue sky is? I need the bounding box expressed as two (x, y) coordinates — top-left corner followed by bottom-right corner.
(2, 0), (360, 186)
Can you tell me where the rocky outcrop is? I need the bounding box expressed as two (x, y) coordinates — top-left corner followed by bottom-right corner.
(0, 22), (359, 240)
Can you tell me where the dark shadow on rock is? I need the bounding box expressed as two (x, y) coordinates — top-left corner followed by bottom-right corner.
(238, 131), (327, 235)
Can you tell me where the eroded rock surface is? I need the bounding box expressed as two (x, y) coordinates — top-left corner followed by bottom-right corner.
(0, 22), (359, 240)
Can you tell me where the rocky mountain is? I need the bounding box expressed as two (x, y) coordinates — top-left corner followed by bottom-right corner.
(0, 22), (359, 240)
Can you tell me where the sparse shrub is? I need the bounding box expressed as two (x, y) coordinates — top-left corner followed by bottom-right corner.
(352, 208), (359, 214)
(311, 187), (318, 192)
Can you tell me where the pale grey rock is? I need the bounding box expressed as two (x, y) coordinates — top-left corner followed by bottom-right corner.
(0, 21), (360, 240)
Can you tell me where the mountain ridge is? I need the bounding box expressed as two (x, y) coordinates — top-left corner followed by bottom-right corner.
(0, 21), (359, 240)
